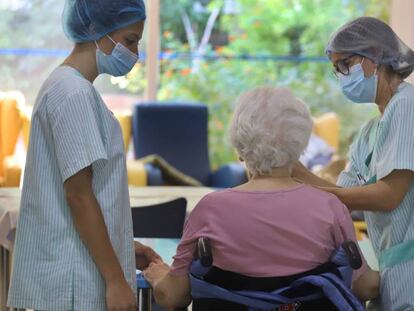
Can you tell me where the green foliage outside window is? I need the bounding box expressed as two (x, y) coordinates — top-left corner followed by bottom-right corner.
(120, 0), (390, 168)
(0, 0), (392, 168)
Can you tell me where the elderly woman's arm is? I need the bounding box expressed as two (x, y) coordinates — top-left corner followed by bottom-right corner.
(352, 269), (380, 301)
(143, 262), (191, 308)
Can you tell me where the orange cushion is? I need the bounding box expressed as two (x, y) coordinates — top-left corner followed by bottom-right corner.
(127, 160), (147, 186)
(114, 111), (132, 152)
(3, 156), (22, 187)
(313, 112), (340, 151)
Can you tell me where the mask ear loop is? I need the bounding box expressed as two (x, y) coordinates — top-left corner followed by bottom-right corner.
(94, 35), (117, 51)
(361, 57), (378, 77)
(95, 35), (117, 55)
(106, 35), (117, 46)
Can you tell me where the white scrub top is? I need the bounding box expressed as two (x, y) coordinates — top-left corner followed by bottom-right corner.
(8, 66), (135, 311)
(338, 82), (414, 310)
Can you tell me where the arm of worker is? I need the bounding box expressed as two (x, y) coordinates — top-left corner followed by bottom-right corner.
(134, 240), (162, 270)
(322, 169), (414, 211)
(65, 166), (136, 310)
(292, 161), (338, 187)
(326, 99), (414, 212)
(143, 262), (191, 308)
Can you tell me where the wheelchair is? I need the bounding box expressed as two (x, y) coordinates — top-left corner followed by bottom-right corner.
(190, 238), (365, 311)
(137, 238), (365, 311)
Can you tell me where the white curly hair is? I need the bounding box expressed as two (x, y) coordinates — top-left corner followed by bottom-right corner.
(230, 86), (313, 177)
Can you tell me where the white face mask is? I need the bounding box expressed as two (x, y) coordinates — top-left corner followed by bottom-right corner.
(339, 58), (378, 103)
(95, 35), (138, 77)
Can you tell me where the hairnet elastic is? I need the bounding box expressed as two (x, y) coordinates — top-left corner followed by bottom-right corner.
(62, 0), (146, 43)
(326, 17), (414, 78)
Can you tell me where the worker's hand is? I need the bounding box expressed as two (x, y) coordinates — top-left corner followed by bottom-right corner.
(318, 186), (339, 195)
(142, 261), (170, 288)
(291, 161), (310, 178)
(106, 278), (137, 311)
(135, 240), (162, 270)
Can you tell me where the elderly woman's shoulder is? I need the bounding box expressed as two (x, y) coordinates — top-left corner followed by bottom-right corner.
(300, 184), (346, 206)
(194, 188), (242, 206)
(299, 185), (349, 219)
(191, 189), (233, 215)
(199, 188), (235, 202)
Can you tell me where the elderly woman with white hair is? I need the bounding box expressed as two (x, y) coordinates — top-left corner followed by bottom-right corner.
(143, 86), (378, 310)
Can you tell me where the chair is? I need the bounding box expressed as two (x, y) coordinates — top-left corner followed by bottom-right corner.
(313, 112), (340, 152)
(190, 238), (364, 311)
(132, 103), (247, 187)
(112, 110), (163, 187)
(131, 198), (187, 238)
(353, 221), (368, 241)
(0, 92), (26, 187)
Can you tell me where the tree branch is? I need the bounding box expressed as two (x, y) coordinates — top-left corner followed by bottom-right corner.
(180, 10), (197, 52)
(198, 7), (221, 54)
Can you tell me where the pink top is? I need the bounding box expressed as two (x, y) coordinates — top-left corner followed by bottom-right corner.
(170, 185), (367, 280)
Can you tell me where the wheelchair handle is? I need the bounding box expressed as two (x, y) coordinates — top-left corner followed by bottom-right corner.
(197, 237), (213, 267)
(342, 241), (362, 270)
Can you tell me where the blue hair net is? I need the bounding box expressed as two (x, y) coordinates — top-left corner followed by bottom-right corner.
(326, 17), (414, 79)
(63, 0), (146, 43)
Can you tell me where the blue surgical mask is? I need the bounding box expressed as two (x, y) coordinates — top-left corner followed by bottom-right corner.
(95, 35), (138, 77)
(339, 59), (378, 103)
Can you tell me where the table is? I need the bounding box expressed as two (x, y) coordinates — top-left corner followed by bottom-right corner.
(0, 186), (213, 250)
(0, 186), (213, 311)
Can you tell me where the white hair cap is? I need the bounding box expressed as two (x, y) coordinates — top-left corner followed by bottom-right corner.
(326, 17), (414, 78)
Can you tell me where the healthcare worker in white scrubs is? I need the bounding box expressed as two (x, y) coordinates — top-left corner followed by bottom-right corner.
(294, 17), (414, 310)
(8, 1), (160, 310)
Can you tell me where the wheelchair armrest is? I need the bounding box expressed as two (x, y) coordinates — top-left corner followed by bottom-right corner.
(210, 163), (248, 188)
(197, 237), (213, 267)
(342, 241), (362, 270)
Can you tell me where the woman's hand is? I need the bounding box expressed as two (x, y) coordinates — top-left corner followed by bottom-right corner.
(143, 261), (170, 288)
(291, 161), (310, 179)
(352, 269), (380, 301)
(318, 186), (340, 195)
(135, 241), (162, 270)
(143, 262), (191, 308)
(292, 161), (337, 187)
(106, 278), (137, 311)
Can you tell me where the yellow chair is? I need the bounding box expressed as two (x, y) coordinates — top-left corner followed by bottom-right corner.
(20, 106), (32, 149)
(0, 93), (25, 187)
(113, 110), (148, 186)
(126, 160), (147, 186)
(114, 111), (132, 152)
(0, 103), (148, 187)
(313, 112), (340, 151)
(353, 221), (368, 241)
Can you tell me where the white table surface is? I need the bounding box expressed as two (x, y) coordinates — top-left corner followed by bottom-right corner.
(0, 186), (214, 250)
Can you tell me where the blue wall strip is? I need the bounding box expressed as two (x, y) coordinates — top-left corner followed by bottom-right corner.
(0, 48), (329, 62)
